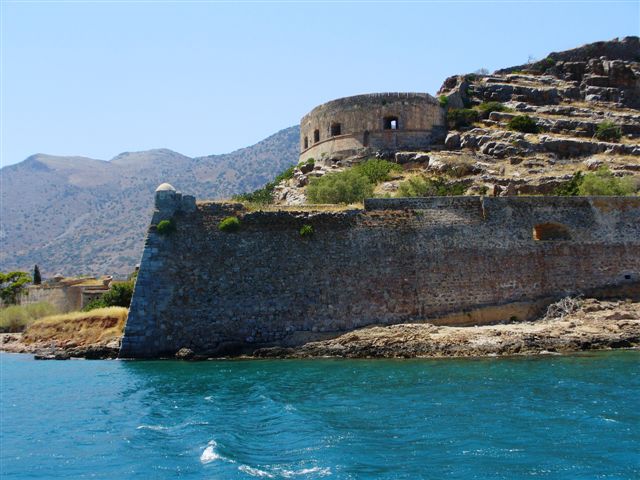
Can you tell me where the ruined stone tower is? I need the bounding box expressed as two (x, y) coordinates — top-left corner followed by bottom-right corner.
(299, 92), (446, 163)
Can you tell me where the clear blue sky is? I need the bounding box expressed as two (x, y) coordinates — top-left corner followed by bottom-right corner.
(1, 1), (638, 166)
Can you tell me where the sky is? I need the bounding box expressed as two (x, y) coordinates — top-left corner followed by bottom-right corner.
(1, 0), (639, 166)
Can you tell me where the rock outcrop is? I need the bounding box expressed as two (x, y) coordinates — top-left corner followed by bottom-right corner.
(276, 37), (639, 205)
(253, 298), (640, 359)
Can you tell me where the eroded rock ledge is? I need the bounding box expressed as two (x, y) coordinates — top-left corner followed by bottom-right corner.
(252, 299), (640, 359)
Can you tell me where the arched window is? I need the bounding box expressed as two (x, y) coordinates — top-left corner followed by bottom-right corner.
(330, 123), (342, 136)
(313, 129), (320, 143)
(533, 223), (571, 241)
(383, 116), (399, 130)
(304, 136), (308, 149)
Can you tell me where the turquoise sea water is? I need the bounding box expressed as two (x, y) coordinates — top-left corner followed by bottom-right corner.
(1, 351), (639, 479)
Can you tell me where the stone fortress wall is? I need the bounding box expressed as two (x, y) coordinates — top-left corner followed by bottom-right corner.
(299, 93), (446, 163)
(120, 189), (640, 358)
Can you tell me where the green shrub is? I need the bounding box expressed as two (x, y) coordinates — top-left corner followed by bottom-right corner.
(156, 219), (175, 235)
(232, 165), (297, 205)
(447, 108), (479, 129)
(396, 176), (467, 197)
(554, 171), (584, 196)
(0, 302), (59, 333)
(595, 121), (622, 142)
(578, 167), (637, 196)
(83, 281), (135, 311)
(477, 101), (509, 118)
(354, 159), (402, 184)
(218, 216), (241, 232)
(307, 169), (374, 204)
(508, 115), (539, 133)
(299, 224), (314, 238)
(438, 95), (449, 108)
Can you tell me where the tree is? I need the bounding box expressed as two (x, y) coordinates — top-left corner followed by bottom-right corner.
(83, 281), (135, 311)
(0, 271), (31, 305)
(33, 265), (42, 285)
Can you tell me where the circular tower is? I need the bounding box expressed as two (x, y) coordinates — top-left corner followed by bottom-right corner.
(299, 92), (445, 163)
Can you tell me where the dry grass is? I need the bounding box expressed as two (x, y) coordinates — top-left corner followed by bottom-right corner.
(22, 307), (128, 347)
(0, 302), (60, 333)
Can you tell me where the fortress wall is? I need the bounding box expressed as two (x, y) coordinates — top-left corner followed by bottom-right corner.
(120, 197), (640, 358)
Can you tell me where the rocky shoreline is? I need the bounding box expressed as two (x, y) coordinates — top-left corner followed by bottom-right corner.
(2, 298), (638, 360)
(252, 299), (640, 359)
(0, 334), (120, 360)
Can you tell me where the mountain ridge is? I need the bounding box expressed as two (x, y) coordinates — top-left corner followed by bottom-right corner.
(1, 126), (300, 276)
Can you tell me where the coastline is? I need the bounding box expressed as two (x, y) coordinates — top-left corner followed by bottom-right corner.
(1, 298), (638, 361)
(253, 298), (640, 359)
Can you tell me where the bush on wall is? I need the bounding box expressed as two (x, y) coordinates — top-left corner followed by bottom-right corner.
(156, 219), (175, 235)
(218, 216), (241, 232)
(299, 224), (314, 238)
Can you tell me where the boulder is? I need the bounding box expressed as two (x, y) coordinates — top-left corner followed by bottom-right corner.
(584, 158), (603, 170)
(444, 133), (461, 149)
(175, 347), (195, 360)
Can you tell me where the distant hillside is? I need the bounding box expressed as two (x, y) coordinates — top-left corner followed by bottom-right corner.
(0, 126), (299, 276)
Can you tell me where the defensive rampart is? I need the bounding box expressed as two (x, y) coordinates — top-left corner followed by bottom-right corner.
(119, 194), (640, 358)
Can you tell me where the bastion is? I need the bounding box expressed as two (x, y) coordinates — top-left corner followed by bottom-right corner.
(299, 92), (446, 164)
(119, 187), (640, 358)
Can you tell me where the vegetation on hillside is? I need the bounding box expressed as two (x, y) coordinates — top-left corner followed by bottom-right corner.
(306, 159), (401, 204)
(476, 101), (511, 118)
(0, 302), (59, 333)
(307, 169), (374, 204)
(396, 175), (467, 197)
(508, 115), (539, 133)
(555, 168), (638, 196)
(0, 271), (30, 305)
(233, 165), (297, 205)
(595, 121), (622, 142)
(83, 281), (135, 311)
(447, 108), (479, 128)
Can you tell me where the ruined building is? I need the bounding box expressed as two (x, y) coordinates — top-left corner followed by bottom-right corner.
(299, 92), (446, 163)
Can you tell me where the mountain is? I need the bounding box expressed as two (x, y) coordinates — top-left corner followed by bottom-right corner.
(0, 126), (299, 277)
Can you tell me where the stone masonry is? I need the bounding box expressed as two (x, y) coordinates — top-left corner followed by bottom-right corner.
(299, 92), (446, 164)
(119, 188), (640, 358)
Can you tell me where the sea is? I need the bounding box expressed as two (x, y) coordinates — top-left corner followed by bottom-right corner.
(1, 350), (638, 479)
